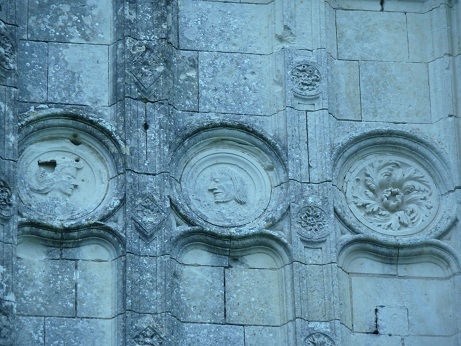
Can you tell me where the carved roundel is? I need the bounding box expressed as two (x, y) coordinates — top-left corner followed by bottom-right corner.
(296, 205), (329, 239)
(345, 157), (437, 235)
(172, 127), (287, 230)
(334, 132), (456, 240)
(18, 112), (124, 228)
(290, 62), (321, 98)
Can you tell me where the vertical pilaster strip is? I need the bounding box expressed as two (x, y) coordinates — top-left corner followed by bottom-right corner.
(124, 1), (175, 343)
(0, 1), (17, 344)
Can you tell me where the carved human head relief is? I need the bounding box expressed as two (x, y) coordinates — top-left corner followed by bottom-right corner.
(208, 168), (247, 205)
(172, 127), (288, 230)
(18, 112), (125, 228)
(32, 157), (83, 198)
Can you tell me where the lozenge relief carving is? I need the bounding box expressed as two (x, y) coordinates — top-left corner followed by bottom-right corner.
(133, 322), (165, 346)
(290, 62), (321, 98)
(132, 196), (167, 242)
(345, 158), (437, 235)
(304, 332), (335, 346)
(128, 38), (167, 99)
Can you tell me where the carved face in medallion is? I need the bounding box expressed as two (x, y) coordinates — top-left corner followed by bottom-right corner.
(32, 157), (83, 198)
(208, 168), (247, 205)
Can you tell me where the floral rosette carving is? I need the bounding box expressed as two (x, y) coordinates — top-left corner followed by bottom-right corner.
(296, 205), (328, 239)
(290, 63), (321, 98)
(0, 179), (13, 218)
(346, 159), (437, 234)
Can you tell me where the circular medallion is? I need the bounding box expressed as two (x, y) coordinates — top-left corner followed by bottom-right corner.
(18, 113), (124, 228)
(172, 127), (287, 231)
(344, 156), (438, 236)
(334, 132), (456, 240)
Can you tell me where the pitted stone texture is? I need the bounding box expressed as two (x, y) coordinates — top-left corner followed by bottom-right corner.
(173, 50), (199, 112)
(77, 260), (116, 318)
(17, 41), (48, 102)
(126, 255), (168, 314)
(360, 62), (430, 123)
(175, 264), (225, 323)
(16, 316), (45, 346)
(199, 52), (282, 115)
(336, 10), (408, 61)
(350, 275), (457, 336)
(244, 326), (287, 346)
(45, 317), (116, 346)
(48, 43), (109, 106)
(344, 333), (403, 346)
(407, 6), (451, 63)
(179, 0), (272, 54)
(404, 335), (461, 346)
(15, 235), (120, 342)
(28, 0), (114, 44)
(328, 59), (361, 120)
(15, 257), (76, 317)
(178, 323), (244, 346)
(226, 267), (283, 326)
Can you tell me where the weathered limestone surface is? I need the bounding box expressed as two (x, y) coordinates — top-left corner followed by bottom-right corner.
(0, 0), (459, 345)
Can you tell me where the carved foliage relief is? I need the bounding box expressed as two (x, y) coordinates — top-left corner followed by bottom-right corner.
(0, 20), (16, 78)
(296, 205), (328, 239)
(0, 180), (13, 218)
(290, 62), (321, 98)
(344, 156), (438, 236)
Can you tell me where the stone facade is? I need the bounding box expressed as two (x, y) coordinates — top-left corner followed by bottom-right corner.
(0, 0), (460, 345)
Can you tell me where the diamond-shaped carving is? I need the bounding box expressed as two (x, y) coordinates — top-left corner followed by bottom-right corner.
(133, 323), (165, 346)
(128, 39), (166, 98)
(132, 196), (167, 242)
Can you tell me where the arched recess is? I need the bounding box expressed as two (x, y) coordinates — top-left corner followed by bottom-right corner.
(170, 230), (295, 345)
(14, 226), (125, 346)
(338, 237), (461, 345)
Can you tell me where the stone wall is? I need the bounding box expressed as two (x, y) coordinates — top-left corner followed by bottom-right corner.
(0, 0), (459, 345)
